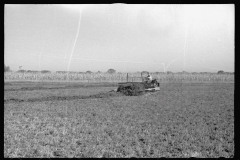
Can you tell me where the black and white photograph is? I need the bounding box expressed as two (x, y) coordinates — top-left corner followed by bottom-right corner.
(4, 4), (234, 158)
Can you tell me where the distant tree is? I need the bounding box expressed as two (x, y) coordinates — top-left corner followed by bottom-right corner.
(17, 70), (26, 73)
(56, 71), (68, 74)
(56, 71), (62, 74)
(27, 70), (38, 73)
(31, 70), (39, 73)
(41, 70), (51, 74)
(4, 64), (10, 72)
(200, 72), (209, 74)
(107, 69), (116, 74)
(68, 71), (78, 74)
(97, 71), (102, 73)
(141, 71), (149, 74)
(167, 71), (173, 74)
(86, 71), (92, 74)
(223, 72), (233, 75)
(217, 70), (224, 74)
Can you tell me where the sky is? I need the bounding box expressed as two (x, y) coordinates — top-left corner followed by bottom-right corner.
(5, 4), (234, 73)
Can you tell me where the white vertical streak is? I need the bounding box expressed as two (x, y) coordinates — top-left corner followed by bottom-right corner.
(165, 55), (181, 72)
(67, 8), (82, 75)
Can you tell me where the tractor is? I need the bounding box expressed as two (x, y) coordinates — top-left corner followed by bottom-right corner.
(115, 72), (160, 95)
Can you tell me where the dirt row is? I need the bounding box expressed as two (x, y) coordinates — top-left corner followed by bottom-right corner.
(4, 91), (127, 103)
(4, 83), (153, 103)
(4, 82), (119, 91)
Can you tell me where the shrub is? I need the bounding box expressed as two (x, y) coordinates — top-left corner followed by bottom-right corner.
(107, 69), (116, 74)
(86, 71), (92, 74)
(142, 71), (149, 74)
(17, 70), (26, 73)
(217, 70), (224, 74)
(41, 70), (51, 74)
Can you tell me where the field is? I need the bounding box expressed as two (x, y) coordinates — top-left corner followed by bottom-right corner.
(4, 80), (234, 158)
(4, 72), (234, 82)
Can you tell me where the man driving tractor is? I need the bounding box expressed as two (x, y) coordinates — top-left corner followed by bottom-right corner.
(146, 74), (152, 83)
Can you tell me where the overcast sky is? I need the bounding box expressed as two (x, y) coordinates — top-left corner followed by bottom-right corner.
(5, 4), (234, 73)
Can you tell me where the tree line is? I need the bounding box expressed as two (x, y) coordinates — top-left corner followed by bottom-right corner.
(4, 65), (233, 74)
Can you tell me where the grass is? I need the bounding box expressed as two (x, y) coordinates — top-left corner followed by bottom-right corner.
(4, 82), (234, 158)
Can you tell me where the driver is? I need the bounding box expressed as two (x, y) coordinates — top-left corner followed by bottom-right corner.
(146, 74), (152, 82)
